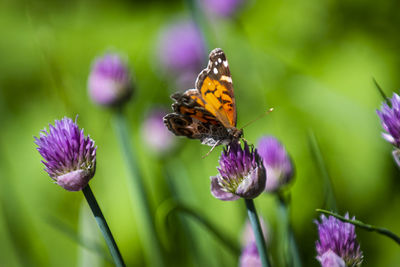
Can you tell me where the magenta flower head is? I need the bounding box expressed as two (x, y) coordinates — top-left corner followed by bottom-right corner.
(141, 108), (175, 154)
(315, 214), (363, 267)
(202, 0), (244, 18)
(377, 93), (400, 148)
(34, 117), (97, 191)
(211, 142), (266, 201)
(257, 136), (294, 192)
(88, 53), (133, 107)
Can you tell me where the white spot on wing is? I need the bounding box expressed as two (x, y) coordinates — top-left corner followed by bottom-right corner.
(213, 68), (218, 74)
(223, 60), (228, 67)
(220, 75), (232, 83)
(218, 58), (222, 63)
(214, 61), (218, 65)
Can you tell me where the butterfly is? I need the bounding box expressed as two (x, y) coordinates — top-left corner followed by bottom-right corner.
(163, 48), (243, 148)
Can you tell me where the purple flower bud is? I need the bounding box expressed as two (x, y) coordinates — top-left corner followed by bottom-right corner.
(377, 93), (400, 148)
(34, 117), (97, 191)
(211, 142), (266, 201)
(239, 242), (262, 267)
(201, 0), (244, 17)
(257, 136), (293, 192)
(315, 214), (363, 267)
(141, 108), (176, 154)
(157, 19), (205, 75)
(88, 53), (133, 107)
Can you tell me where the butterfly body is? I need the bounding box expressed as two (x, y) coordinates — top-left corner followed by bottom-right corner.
(164, 48), (242, 146)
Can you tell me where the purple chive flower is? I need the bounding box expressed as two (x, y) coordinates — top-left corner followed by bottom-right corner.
(201, 0), (244, 17)
(257, 136), (294, 192)
(240, 242), (262, 267)
(34, 117), (97, 191)
(315, 214), (363, 267)
(141, 108), (175, 154)
(211, 142), (266, 201)
(88, 53), (133, 107)
(377, 93), (400, 148)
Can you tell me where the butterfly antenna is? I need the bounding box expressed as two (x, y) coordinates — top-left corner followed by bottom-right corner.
(240, 108), (274, 130)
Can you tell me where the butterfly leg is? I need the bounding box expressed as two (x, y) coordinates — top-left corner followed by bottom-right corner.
(202, 140), (222, 159)
(241, 137), (248, 143)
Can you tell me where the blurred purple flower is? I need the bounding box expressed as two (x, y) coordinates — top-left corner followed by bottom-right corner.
(257, 136), (294, 192)
(88, 53), (133, 107)
(239, 217), (269, 267)
(211, 142), (266, 201)
(242, 217), (268, 246)
(157, 19), (205, 90)
(141, 108), (175, 154)
(315, 214), (363, 267)
(240, 217), (267, 267)
(34, 117), (97, 191)
(202, 0), (244, 17)
(240, 242), (261, 267)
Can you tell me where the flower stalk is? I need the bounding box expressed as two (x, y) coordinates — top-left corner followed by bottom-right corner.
(113, 108), (164, 267)
(82, 185), (125, 267)
(244, 199), (271, 267)
(156, 199), (240, 256)
(308, 131), (337, 212)
(277, 194), (302, 267)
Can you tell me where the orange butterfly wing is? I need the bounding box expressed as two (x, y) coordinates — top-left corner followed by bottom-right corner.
(195, 48), (237, 129)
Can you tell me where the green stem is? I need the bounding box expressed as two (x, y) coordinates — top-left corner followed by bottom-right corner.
(316, 209), (400, 246)
(185, 0), (211, 53)
(113, 109), (164, 267)
(45, 215), (112, 263)
(82, 185), (125, 267)
(277, 194), (302, 267)
(244, 199), (271, 267)
(156, 199), (240, 255)
(308, 130), (337, 212)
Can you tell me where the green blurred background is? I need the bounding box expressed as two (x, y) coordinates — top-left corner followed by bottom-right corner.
(1, 0), (400, 266)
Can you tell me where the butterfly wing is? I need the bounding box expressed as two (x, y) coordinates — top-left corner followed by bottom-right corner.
(163, 89), (232, 146)
(195, 48), (237, 129)
(164, 48), (241, 146)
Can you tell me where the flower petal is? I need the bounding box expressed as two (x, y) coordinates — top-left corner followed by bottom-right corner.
(236, 166), (266, 199)
(317, 250), (345, 267)
(210, 176), (240, 201)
